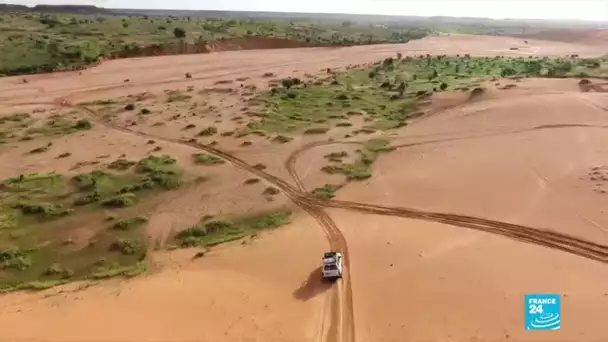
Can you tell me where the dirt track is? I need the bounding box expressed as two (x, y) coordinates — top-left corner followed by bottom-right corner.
(2, 34), (608, 342)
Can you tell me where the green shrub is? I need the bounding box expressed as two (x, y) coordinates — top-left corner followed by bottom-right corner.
(74, 191), (101, 206)
(29, 146), (49, 154)
(72, 170), (109, 190)
(304, 127), (329, 134)
(112, 216), (148, 230)
(101, 193), (136, 208)
(73, 119), (92, 130)
(174, 211), (290, 247)
(312, 184), (342, 199)
(44, 263), (74, 278)
(0, 247), (32, 270)
(192, 153), (225, 165)
(263, 186), (280, 195)
(110, 238), (143, 255)
(136, 155), (177, 173)
(324, 151), (348, 159)
(17, 203), (72, 217)
(281, 78), (294, 88)
(272, 135), (292, 143)
(197, 126), (218, 136)
(173, 27), (186, 38)
(0, 112), (30, 123)
(108, 159), (136, 170)
(136, 155), (182, 189)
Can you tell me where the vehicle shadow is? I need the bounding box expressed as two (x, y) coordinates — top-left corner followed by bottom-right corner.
(293, 266), (333, 301)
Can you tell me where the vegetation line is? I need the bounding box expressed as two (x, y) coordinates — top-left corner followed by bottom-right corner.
(0, 10), (429, 77)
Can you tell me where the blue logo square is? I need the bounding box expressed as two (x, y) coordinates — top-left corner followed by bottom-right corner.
(525, 294), (561, 330)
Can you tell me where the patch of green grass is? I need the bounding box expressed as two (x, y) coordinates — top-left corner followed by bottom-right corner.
(311, 184), (343, 200)
(192, 153), (225, 165)
(72, 170), (147, 206)
(364, 138), (396, 153)
(111, 216), (148, 230)
(1, 156), (182, 226)
(44, 263), (74, 278)
(320, 138), (395, 181)
(26, 116), (92, 137)
(2, 172), (63, 192)
(91, 260), (147, 280)
(0, 112), (30, 124)
(339, 163), (373, 180)
(174, 209), (291, 248)
(0, 155), (174, 291)
(16, 202), (72, 217)
(251, 55), (608, 134)
(0, 279), (70, 293)
(135, 154), (183, 189)
(0, 12), (431, 78)
(324, 151), (348, 162)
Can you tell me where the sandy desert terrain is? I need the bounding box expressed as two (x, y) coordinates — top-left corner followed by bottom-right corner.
(1, 33), (608, 342)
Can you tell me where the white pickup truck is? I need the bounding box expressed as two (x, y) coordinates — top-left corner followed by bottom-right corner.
(322, 252), (343, 280)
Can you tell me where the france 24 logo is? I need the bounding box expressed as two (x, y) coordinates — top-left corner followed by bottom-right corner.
(525, 294), (561, 330)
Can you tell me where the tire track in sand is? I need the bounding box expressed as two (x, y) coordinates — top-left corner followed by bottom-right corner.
(284, 139), (608, 264)
(68, 103), (608, 342)
(74, 104), (355, 342)
(285, 141), (359, 342)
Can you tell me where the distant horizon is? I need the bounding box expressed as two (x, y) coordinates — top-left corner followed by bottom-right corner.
(7, 0), (608, 22)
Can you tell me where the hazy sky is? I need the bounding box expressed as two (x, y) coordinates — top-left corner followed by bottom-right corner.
(11, 0), (608, 21)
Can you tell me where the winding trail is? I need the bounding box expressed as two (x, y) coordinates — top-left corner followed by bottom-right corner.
(48, 99), (608, 342)
(73, 103), (355, 342)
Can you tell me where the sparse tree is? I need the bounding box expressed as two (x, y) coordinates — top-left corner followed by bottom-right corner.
(173, 27), (186, 38)
(397, 81), (406, 95)
(281, 78), (294, 89)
